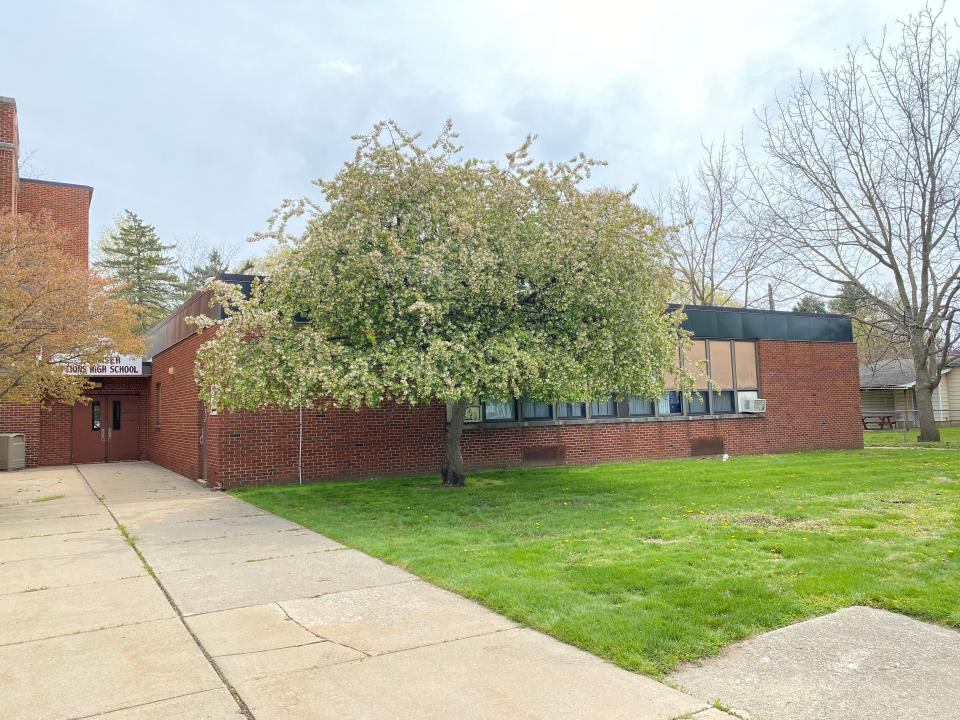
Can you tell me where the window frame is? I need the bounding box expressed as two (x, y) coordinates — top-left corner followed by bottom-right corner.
(557, 401), (586, 419)
(481, 398), (518, 423)
(588, 395), (618, 418)
(520, 398), (553, 421)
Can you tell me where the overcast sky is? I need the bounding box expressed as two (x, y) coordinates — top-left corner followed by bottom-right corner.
(6, 0), (923, 263)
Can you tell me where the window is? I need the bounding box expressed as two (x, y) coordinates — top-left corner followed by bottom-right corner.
(712, 390), (736, 413)
(91, 400), (101, 431)
(112, 400), (122, 430)
(154, 384), (162, 427)
(735, 341), (758, 388)
(521, 399), (553, 420)
(687, 391), (709, 414)
(734, 341), (759, 411)
(658, 391), (682, 415)
(708, 340), (736, 414)
(590, 396), (617, 417)
(628, 395), (654, 416)
(737, 390), (759, 409)
(483, 399), (516, 421)
(557, 401), (586, 418)
(684, 340), (709, 390)
(464, 399), (482, 423)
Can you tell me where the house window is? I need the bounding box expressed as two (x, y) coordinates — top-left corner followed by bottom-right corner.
(154, 384), (161, 427)
(627, 395), (655, 416)
(91, 400), (101, 431)
(521, 399), (553, 420)
(557, 401), (586, 418)
(483, 399), (516, 421)
(590, 396), (617, 417)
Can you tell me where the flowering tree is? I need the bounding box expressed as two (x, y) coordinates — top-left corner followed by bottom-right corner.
(194, 121), (686, 486)
(0, 211), (141, 404)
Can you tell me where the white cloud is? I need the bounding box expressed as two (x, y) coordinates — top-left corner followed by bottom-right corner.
(4, 0), (933, 260)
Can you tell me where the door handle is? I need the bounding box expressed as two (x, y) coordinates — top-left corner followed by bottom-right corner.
(101, 428), (105, 442)
(107, 427), (112, 441)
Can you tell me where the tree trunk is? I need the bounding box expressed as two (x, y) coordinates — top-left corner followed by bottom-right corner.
(913, 378), (941, 442)
(441, 399), (468, 487)
(910, 344), (941, 442)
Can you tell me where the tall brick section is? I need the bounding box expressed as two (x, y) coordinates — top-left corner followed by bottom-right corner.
(0, 97), (19, 214)
(18, 179), (93, 266)
(0, 96), (95, 465)
(147, 330), (862, 489)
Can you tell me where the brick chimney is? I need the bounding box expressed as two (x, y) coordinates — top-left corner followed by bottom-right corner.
(0, 96), (18, 214)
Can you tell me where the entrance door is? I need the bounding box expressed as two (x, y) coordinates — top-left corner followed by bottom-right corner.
(106, 396), (140, 461)
(71, 396), (140, 463)
(72, 398), (107, 463)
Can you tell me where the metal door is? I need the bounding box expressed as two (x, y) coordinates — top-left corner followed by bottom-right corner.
(105, 396), (140, 461)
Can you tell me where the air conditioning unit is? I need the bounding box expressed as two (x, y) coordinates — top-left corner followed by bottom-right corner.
(0, 433), (26, 470)
(741, 398), (767, 414)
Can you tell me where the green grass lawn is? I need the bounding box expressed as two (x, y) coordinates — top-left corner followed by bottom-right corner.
(233, 450), (960, 678)
(865, 426), (960, 448)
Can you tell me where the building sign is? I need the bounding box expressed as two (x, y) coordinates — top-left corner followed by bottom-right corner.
(64, 354), (143, 376)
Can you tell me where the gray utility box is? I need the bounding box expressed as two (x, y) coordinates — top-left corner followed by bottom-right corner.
(0, 433), (26, 471)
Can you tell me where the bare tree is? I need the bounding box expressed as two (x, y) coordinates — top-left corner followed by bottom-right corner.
(656, 139), (776, 307)
(750, 3), (960, 441)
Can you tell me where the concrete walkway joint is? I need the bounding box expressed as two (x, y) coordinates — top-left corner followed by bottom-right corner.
(1, 462), (731, 720)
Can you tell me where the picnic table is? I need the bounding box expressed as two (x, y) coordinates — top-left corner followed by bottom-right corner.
(862, 414), (895, 429)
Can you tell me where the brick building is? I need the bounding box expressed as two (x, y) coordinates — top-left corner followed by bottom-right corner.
(144, 290), (862, 489)
(1, 97), (864, 487)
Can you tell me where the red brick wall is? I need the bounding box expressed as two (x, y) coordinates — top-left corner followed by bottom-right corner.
(459, 340), (863, 469)
(0, 400), (40, 466)
(38, 403), (72, 466)
(17, 180), (92, 268)
(207, 402), (447, 489)
(11, 377), (151, 468)
(0, 98), (97, 466)
(146, 332), (204, 480)
(183, 339), (862, 489)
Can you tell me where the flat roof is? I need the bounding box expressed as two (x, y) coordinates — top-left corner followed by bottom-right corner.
(672, 304), (853, 343)
(149, 276), (855, 358)
(19, 177), (94, 193)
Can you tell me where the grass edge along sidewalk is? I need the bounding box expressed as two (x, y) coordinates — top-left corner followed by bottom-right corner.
(234, 449), (960, 678)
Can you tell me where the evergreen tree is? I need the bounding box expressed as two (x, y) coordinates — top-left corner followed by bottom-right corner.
(829, 282), (870, 315)
(792, 295), (827, 314)
(96, 210), (178, 333)
(179, 248), (230, 299)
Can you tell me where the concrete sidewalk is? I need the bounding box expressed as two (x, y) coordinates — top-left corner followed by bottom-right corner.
(1, 462), (731, 720)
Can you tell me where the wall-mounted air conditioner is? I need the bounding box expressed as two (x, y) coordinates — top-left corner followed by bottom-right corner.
(741, 398), (767, 413)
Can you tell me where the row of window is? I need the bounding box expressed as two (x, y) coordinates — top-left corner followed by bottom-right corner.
(464, 339), (759, 423)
